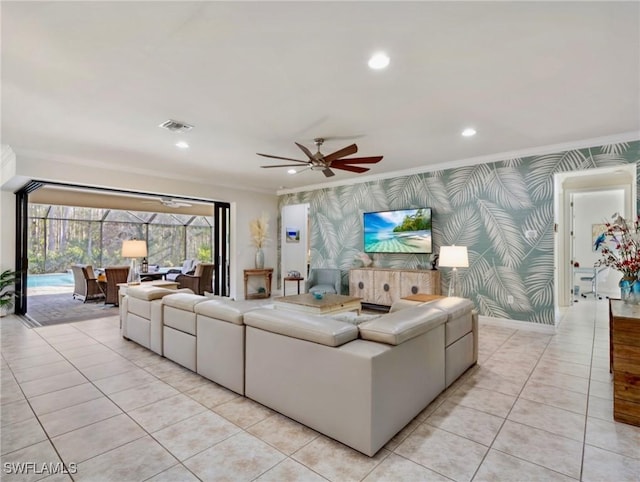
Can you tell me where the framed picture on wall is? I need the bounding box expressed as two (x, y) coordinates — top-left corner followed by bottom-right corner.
(286, 227), (300, 243)
(592, 223), (608, 251)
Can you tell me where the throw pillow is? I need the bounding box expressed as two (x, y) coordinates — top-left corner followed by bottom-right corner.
(330, 312), (381, 326)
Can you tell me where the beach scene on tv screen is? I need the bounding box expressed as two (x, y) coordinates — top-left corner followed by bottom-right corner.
(364, 208), (432, 253)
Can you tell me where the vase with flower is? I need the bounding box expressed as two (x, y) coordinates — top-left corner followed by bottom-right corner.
(249, 213), (270, 269)
(598, 213), (640, 303)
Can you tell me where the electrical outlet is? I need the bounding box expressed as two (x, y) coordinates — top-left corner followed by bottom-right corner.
(507, 295), (514, 304)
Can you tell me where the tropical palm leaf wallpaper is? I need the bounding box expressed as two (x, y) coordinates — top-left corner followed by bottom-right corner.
(279, 141), (639, 325)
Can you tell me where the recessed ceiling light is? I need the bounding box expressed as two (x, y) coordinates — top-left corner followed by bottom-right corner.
(461, 128), (476, 137)
(368, 52), (390, 70)
(287, 169), (297, 175)
(175, 141), (189, 149)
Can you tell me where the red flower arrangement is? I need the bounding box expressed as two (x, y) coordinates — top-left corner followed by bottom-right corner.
(598, 213), (640, 279)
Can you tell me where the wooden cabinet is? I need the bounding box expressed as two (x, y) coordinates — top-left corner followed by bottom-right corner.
(373, 269), (400, 306)
(349, 268), (374, 303)
(400, 270), (439, 298)
(349, 268), (440, 307)
(610, 299), (640, 426)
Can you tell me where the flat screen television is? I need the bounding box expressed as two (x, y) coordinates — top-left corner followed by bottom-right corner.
(363, 208), (432, 254)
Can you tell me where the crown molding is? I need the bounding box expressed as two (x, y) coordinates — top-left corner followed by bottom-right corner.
(277, 131), (640, 196)
(10, 148), (276, 196)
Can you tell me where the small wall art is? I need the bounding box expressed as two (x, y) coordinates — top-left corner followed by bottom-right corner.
(286, 227), (300, 243)
(592, 223), (608, 251)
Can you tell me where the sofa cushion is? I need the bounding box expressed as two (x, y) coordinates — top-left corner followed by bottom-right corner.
(244, 309), (358, 347)
(358, 305), (447, 345)
(127, 286), (175, 301)
(162, 293), (207, 311)
(128, 296), (163, 320)
(195, 300), (262, 325)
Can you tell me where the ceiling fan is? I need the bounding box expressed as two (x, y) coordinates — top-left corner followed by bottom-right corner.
(258, 138), (383, 178)
(141, 197), (192, 208)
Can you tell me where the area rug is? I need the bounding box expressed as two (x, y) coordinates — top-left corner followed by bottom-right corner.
(26, 293), (119, 326)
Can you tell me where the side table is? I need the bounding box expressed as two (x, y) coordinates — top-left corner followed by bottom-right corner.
(244, 268), (273, 299)
(283, 276), (304, 296)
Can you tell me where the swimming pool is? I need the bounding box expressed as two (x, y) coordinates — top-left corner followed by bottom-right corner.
(27, 273), (74, 288)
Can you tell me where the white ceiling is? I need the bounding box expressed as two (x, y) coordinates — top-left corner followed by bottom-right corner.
(2, 1), (639, 194)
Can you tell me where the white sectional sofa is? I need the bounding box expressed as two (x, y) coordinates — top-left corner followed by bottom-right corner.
(121, 291), (477, 456)
(244, 304), (449, 456)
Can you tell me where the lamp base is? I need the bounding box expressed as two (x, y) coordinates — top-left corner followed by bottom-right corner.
(448, 267), (460, 297)
(127, 259), (141, 285)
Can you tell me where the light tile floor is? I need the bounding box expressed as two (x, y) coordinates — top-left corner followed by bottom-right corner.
(1, 299), (639, 481)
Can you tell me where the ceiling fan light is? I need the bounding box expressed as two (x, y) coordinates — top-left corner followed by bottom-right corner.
(287, 169), (297, 174)
(368, 52), (390, 70)
(175, 141), (189, 149)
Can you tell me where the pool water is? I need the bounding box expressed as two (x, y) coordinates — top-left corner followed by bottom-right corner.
(27, 273), (74, 288)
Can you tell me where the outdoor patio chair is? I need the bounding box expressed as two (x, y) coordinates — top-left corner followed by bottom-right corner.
(104, 265), (130, 305)
(71, 264), (105, 303)
(176, 263), (214, 295)
(166, 259), (197, 281)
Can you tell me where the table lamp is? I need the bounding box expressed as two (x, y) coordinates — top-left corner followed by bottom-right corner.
(439, 245), (469, 297)
(122, 239), (147, 285)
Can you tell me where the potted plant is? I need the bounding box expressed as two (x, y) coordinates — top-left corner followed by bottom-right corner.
(0, 269), (18, 317)
(598, 213), (640, 301)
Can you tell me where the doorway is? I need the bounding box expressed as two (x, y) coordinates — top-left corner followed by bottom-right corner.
(14, 181), (231, 319)
(555, 164), (637, 314)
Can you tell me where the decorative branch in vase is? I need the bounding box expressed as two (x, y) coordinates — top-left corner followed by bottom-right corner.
(249, 213), (270, 269)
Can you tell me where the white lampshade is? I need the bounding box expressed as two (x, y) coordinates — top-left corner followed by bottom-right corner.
(122, 240), (147, 258)
(439, 246), (469, 268)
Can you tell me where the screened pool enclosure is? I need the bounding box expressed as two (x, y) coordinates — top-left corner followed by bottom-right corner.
(28, 204), (215, 273)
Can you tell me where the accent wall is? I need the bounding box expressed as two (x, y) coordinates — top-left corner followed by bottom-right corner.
(279, 141), (640, 325)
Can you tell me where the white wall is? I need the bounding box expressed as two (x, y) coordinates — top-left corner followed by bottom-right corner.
(281, 204), (309, 293)
(0, 151), (278, 300)
(572, 189), (625, 297)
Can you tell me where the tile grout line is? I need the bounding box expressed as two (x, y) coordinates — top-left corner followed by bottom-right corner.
(6, 320), (184, 480)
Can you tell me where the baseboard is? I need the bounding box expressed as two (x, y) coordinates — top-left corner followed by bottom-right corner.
(479, 315), (556, 334)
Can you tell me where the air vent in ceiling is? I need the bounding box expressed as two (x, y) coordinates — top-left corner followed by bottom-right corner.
(158, 119), (194, 132)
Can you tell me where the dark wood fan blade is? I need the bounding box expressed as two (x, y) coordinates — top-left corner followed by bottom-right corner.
(323, 168), (335, 177)
(323, 144), (358, 163)
(295, 142), (315, 161)
(261, 163), (309, 168)
(332, 165), (369, 173)
(257, 153), (308, 163)
(331, 156), (383, 165)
